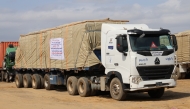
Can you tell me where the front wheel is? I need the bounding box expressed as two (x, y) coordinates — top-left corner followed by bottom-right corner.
(148, 87), (165, 98)
(110, 78), (127, 101)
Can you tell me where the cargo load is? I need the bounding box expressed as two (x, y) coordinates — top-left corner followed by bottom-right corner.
(14, 18), (128, 69)
(175, 30), (190, 63)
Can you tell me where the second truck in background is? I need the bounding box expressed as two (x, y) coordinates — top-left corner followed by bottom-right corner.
(175, 31), (190, 79)
(0, 42), (18, 82)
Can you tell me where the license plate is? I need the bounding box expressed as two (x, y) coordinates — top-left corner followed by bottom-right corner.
(156, 82), (162, 86)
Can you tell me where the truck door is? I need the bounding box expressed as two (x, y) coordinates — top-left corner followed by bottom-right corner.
(105, 36), (116, 69)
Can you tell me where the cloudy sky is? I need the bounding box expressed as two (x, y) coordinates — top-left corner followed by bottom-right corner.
(0, 0), (190, 41)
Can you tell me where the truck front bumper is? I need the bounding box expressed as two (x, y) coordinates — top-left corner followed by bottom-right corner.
(129, 78), (176, 91)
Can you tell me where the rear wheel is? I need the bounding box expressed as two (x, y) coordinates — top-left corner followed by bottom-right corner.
(32, 74), (41, 89)
(77, 77), (90, 97)
(39, 75), (44, 89)
(23, 74), (32, 88)
(15, 74), (23, 88)
(44, 74), (54, 90)
(110, 78), (127, 101)
(148, 88), (165, 98)
(1, 71), (5, 81)
(5, 72), (9, 82)
(67, 76), (78, 95)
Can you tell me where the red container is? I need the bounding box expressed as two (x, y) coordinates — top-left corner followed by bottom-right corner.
(0, 42), (18, 69)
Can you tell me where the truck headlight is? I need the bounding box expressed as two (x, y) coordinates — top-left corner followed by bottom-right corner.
(132, 76), (142, 84)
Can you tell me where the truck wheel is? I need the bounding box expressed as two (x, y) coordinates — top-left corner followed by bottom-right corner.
(1, 71), (5, 81)
(181, 73), (186, 79)
(175, 67), (181, 79)
(148, 87), (165, 98)
(15, 74), (23, 88)
(39, 75), (44, 89)
(67, 76), (78, 95)
(110, 78), (127, 101)
(90, 90), (98, 96)
(23, 74), (32, 88)
(77, 77), (90, 97)
(5, 72), (9, 82)
(44, 74), (54, 90)
(32, 74), (41, 89)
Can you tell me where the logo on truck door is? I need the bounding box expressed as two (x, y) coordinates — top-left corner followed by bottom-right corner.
(155, 57), (160, 64)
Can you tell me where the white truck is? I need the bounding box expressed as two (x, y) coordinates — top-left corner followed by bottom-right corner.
(14, 19), (178, 101)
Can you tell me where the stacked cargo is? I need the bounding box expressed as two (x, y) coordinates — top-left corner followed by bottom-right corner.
(175, 31), (190, 63)
(15, 18), (128, 70)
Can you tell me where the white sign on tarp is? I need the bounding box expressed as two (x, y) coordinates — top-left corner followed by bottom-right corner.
(50, 38), (64, 60)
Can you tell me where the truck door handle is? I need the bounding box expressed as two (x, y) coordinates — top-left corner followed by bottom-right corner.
(114, 63), (118, 66)
(106, 53), (109, 55)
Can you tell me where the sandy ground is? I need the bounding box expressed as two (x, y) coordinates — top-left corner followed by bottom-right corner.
(0, 80), (190, 109)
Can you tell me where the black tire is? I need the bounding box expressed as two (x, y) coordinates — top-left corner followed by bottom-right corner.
(32, 74), (41, 89)
(90, 90), (97, 96)
(1, 71), (5, 81)
(23, 74), (32, 88)
(39, 75), (44, 89)
(15, 74), (23, 88)
(67, 76), (78, 95)
(44, 74), (54, 90)
(5, 72), (9, 82)
(181, 73), (186, 79)
(175, 67), (181, 79)
(77, 77), (91, 97)
(110, 78), (127, 101)
(148, 87), (165, 98)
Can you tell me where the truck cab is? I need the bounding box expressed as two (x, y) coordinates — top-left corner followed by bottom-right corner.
(2, 44), (17, 82)
(101, 24), (178, 100)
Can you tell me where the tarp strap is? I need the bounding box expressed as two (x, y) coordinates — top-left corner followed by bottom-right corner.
(74, 32), (86, 68)
(40, 32), (42, 68)
(65, 26), (68, 69)
(49, 30), (52, 69)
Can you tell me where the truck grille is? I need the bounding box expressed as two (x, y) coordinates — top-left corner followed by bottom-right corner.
(136, 65), (174, 80)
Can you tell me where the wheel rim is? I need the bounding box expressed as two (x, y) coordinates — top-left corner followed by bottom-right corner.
(79, 82), (84, 93)
(112, 83), (120, 96)
(44, 79), (48, 88)
(15, 77), (19, 86)
(68, 81), (73, 92)
(32, 78), (36, 87)
(23, 78), (27, 87)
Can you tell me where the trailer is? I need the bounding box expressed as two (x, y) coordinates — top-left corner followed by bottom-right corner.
(175, 30), (190, 79)
(0, 42), (18, 82)
(14, 18), (178, 101)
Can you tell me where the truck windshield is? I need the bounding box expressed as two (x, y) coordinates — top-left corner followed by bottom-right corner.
(129, 34), (173, 51)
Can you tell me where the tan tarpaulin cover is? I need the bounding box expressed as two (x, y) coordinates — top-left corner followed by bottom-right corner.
(175, 30), (190, 63)
(14, 18), (128, 69)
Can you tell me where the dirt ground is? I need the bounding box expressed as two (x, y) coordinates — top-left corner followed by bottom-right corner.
(0, 80), (190, 109)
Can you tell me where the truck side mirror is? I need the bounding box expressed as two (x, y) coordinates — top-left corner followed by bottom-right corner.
(171, 35), (178, 51)
(116, 35), (124, 52)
